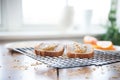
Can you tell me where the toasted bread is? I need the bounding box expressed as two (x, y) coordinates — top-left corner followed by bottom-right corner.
(34, 42), (64, 57)
(66, 42), (94, 58)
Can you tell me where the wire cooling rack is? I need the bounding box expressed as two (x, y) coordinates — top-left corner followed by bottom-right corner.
(13, 47), (120, 69)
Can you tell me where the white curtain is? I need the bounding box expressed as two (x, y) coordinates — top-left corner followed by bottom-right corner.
(1, 0), (22, 31)
(0, 0), (1, 27)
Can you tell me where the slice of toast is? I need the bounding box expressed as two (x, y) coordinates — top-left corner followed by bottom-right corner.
(34, 42), (64, 57)
(66, 42), (94, 58)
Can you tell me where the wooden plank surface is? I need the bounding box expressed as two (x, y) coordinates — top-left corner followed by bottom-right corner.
(0, 43), (120, 80)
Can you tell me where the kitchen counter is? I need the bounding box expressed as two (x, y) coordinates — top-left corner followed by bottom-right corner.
(0, 42), (120, 80)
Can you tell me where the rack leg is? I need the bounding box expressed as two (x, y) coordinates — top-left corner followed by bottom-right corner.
(56, 68), (59, 80)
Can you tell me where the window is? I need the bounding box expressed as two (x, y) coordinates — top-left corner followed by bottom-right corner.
(67, 0), (111, 32)
(22, 0), (66, 31)
(22, 0), (111, 31)
(0, 0), (111, 33)
(22, 0), (65, 25)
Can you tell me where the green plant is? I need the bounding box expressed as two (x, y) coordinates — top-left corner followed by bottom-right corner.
(100, 0), (120, 45)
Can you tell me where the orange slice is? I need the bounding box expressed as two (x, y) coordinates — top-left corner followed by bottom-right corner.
(83, 36), (98, 45)
(96, 41), (115, 50)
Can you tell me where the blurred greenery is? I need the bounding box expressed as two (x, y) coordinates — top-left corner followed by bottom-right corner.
(100, 0), (120, 45)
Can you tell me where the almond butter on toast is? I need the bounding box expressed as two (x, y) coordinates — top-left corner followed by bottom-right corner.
(66, 42), (94, 58)
(34, 42), (64, 57)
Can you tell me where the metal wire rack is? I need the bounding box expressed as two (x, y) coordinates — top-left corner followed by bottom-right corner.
(13, 47), (120, 69)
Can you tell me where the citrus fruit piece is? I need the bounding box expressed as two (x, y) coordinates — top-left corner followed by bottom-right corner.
(83, 36), (98, 45)
(96, 41), (115, 50)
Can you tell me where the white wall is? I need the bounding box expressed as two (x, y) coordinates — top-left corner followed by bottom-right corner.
(0, 0), (1, 24)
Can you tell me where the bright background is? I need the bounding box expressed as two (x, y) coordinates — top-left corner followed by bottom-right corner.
(0, 0), (119, 40)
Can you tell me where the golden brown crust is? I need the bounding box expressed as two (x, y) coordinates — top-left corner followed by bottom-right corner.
(67, 52), (94, 58)
(66, 43), (94, 58)
(34, 41), (94, 58)
(34, 42), (64, 57)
